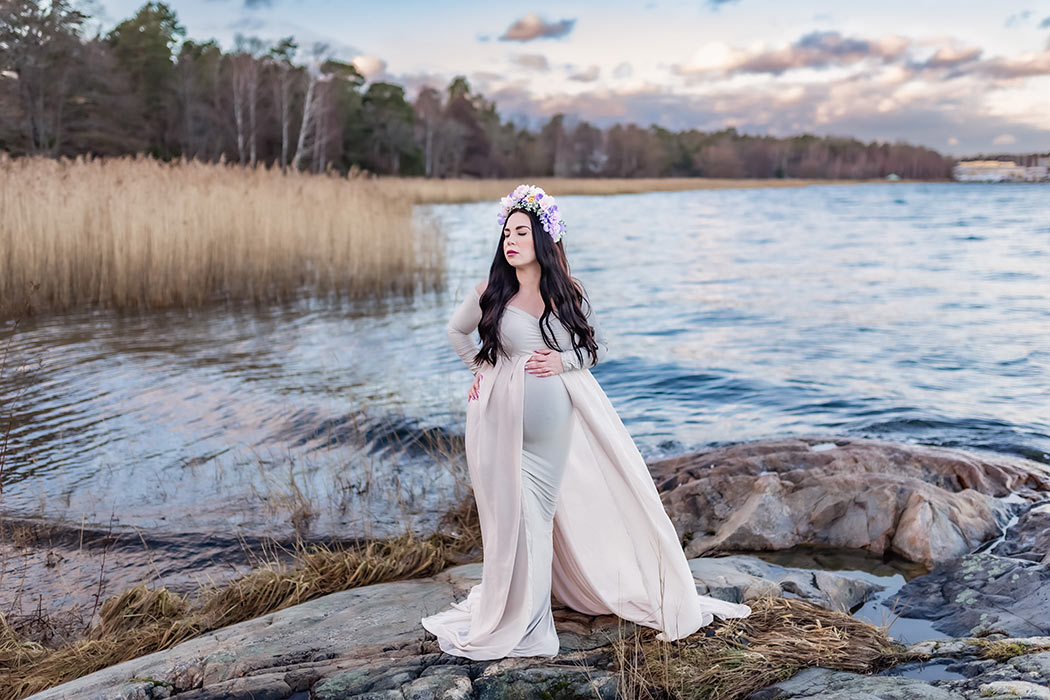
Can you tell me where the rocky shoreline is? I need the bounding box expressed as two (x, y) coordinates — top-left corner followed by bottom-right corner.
(23, 436), (1050, 699)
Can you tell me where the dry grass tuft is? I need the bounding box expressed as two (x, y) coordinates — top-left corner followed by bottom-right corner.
(0, 155), (444, 319)
(972, 638), (1050, 662)
(0, 497), (480, 700)
(613, 595), (912, 700)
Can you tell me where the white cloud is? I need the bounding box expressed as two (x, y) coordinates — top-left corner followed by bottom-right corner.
(992, 134), (1016, 144)
(351, 55), (387, 80)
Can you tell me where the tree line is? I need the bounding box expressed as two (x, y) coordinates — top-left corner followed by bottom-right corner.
(0, 1), (955, 179)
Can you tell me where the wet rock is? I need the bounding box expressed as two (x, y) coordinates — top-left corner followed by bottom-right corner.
(992, 502), (1050, 564)
(651, 436), (1050, 567)
(750, 636), (1050, 699)
(892, 552), (1050, 637)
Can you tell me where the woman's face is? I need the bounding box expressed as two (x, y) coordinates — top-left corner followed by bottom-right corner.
(503, 210), (537, 268)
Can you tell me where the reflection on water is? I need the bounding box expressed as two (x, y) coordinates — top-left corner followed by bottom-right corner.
(2, 183), (1048, 542)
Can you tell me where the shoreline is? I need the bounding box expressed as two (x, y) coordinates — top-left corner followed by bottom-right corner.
(4, 435), (1049, 698)
(381, 174), (934, 205)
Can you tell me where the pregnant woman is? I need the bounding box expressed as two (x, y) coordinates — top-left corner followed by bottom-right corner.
(420, 184), (752, 659)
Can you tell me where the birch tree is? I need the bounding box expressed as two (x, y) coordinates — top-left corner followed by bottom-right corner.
(267, 36), (297, 171)
(292, 50), (331, 172)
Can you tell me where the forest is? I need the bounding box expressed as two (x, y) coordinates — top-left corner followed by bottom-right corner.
(0, 1), (956, 180)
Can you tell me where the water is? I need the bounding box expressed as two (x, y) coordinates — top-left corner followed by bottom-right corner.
(2, 183), (1048, 543)
(745, 546), (949, 644)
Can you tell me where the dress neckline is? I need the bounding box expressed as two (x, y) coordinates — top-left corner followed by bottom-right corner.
(505, 304), (542, 321)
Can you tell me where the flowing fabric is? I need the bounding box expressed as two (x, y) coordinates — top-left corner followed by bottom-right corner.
(421, 284), (752, 659)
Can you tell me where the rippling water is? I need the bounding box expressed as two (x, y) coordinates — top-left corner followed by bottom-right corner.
(2, 182), (1048, 540)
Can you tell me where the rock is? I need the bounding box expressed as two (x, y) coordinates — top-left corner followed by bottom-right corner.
(978, 680), (1050, 699)
(174, 673), (291, 700)
(688, 554), (883, 613)
(650, 436), (1050, 567)
(891, 552), (1050, 638)
(400, 667), (473, 700)
(748, 665), (960, 698)
(750, 636), (1050, 699)
(29, 553), (753, 700)
(473, 663), (618, 700)
(992, 502), (1050, 564)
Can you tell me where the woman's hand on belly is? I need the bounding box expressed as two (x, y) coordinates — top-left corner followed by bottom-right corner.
(525, 348), (564, 377)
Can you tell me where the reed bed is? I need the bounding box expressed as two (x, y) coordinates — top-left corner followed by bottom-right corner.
(378, 175), (870, 205)
(0, 155), (445, 319)
(612, 595), (912, 700)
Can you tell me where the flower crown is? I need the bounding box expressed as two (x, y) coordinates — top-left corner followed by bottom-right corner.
(496, 184), (567, 243)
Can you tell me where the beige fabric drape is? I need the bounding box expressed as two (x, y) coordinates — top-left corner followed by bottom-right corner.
(421, 285), (751, 659)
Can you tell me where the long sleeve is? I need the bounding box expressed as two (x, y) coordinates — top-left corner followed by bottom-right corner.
(448, 285), (491, 376)
(560, 294), (608, 371)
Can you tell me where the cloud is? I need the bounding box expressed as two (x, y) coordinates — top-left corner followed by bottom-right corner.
(672, 29), (1050, 87)
(482, 66), (1050, 155)
(919, 44), (982, 70)
(511, 53), (550, 71)
(1005, 10), (1031, 27)
(351, 55), (387, 80)
(244, 0), (273, 8)
(569, 65), (600, 82)
(993, 134), (1016, 144)
(966, 48), (1050, 79)
(499, 12), (576, 41)
(388, 71), (451, 99)
(227, 16), (266, 31)
(673, 31), (912, 78)
(613, 61), (633, 78)
(706, 0), (739, 9)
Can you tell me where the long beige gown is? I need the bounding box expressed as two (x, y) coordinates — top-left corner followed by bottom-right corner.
(420, 284), (752, 659)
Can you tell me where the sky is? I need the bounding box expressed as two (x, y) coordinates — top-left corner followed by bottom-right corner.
(91, 0), (1050, 156)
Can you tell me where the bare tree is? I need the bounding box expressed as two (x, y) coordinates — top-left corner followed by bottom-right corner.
(230, 34), (267, 167)
(0, 0), (86, 154)
(414, 85), (442, 177)
(292, 44), (332, 172)
(267, 35), (297, 171)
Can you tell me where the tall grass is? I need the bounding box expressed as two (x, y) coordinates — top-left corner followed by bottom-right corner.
(0, 155), (445, 319)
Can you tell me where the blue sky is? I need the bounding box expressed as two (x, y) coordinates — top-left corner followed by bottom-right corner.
(92, 0), (1050, 155)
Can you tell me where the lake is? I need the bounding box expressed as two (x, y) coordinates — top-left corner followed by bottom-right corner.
(2, 182), (1047, 542)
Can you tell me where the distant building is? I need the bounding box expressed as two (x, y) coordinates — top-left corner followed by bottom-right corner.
(953, 160), (1048, 182)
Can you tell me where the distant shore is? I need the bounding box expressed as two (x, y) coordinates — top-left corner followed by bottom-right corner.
(381, 175), (926, 205)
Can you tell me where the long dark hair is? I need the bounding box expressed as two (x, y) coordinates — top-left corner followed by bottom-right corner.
(475, 207), (599, 368)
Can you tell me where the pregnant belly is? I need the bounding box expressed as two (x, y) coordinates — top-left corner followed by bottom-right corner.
(522, 371), (573, 439)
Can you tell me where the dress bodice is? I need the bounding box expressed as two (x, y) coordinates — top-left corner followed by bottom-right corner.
(500, 305), (573, 359)
(447, 285), (609, 375)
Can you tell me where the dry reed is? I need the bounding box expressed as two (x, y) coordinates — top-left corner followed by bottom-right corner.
(612, 595), (912, 700)
(0, 497), (481, 700)
(0, 155), (445, 319)
(378, 175), (874, 205)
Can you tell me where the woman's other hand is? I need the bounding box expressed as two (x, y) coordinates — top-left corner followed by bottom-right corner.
(525, 348), (564, 377)
(468, 372), (483, 401)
